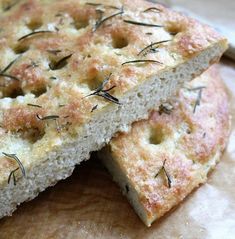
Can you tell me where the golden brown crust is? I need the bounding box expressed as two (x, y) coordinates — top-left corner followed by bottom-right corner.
(3, 106), (45, 133)
(0, 1), (227, 185)
(106, 65), (230, 224)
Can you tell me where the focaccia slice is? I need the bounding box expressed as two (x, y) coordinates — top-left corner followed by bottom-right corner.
(0, 0), (227, 218)
(100, 65), (231, 226)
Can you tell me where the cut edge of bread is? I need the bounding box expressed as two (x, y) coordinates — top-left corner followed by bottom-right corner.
(0, 41), (226, 219)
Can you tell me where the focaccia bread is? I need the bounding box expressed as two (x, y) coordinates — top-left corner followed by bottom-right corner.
(100, 65), (231, 226)
(0, 0), (227, 218)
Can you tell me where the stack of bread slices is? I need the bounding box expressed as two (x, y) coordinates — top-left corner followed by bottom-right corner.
(0, 0), (230, 226)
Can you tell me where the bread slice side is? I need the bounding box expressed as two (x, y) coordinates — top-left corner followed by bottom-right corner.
(99, 65), (231, 226)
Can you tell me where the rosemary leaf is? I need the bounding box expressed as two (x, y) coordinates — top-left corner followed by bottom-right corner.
(94, 73), (112, 92)
(2, 152), (26, 178)
(1, 55), (21, 73)
(138, 40), (171, 56)
(163, 166), (172, 188)
(122, 59), (162, 65)
(123, 19), (163, 28)
(143, 7), (161, 13)
(159, 103), (174, 115)
(8, 167), (19, 185)
(47, 49), (62, 55)
(97, 91), (120, 104)
(0, 73), (19, 81)
(49, 76), (57, 80)
(184, 85), (207, 113)
(188, 86), (206, 91)
(36, 115), (60, 121)
(18, 30), (54, 41)
(3, 0), (19, 12)
(193, 88), (203, 114)
(27, 103), (42, 108)
(86, 2), (121, 10)
(26, 61), (39, 69)
(85, 2), (102, 6)
(154, 159), (171, 188)
(91, 104), (98, 112)
(49, 54), (73, 70)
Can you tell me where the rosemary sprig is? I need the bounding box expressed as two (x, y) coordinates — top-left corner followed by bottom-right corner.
(49, 54), (73, 70)
(122, 59), (162, 66)
(85, 74), (121, 105)
(0, 73), (19, 81)
(138, 40), (171, 56)
(123, 19), (163, 28)
(36, 114), (60, 121)
(27, 103), (42, 108)
(154, 159), (172, 188)
(2, 152), (26, 180)
(18, 30), (54, 41)
(93, 7), (124, 32)
(143, 7), (161, 13)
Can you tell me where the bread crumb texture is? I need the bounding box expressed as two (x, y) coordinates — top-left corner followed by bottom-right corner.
(0, 1), (225, 185)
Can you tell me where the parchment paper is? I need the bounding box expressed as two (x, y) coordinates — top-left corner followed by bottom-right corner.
(0, 60), (234, 239)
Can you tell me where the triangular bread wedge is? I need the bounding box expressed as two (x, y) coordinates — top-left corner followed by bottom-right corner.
(99, 65), (231, 226)
(0, 0), (227, 218)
